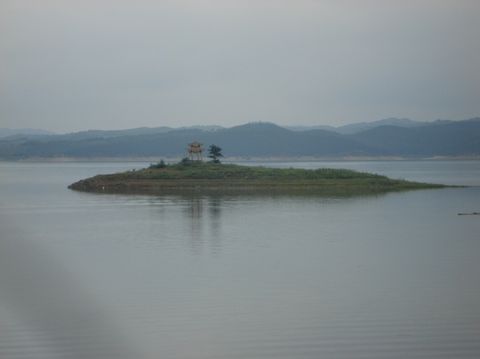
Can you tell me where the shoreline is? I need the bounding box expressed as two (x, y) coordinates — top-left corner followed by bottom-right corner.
(68, 162), (447, 196)
(2, 156), (480, 163)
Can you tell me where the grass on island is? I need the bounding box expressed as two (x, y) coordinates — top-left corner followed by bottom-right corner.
(68, 159), (446, 196)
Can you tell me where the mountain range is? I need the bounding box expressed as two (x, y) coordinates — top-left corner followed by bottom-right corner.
(0, 118), (479, 159)
(285, 118), (453, 134)
(0, 128), (55, 138)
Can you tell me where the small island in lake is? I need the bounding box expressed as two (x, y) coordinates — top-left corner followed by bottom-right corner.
(68, 159), (445, 196)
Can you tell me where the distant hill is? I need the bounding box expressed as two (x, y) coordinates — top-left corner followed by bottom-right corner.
(286, 118), (447, 134)
(351, 118), (480, 156)
(54, 127), (174, 141)
(0, 128), (55, 138)
(335, 118), (428, 134)
(0, 119), (478, 159)
(284, 125), (337, 132)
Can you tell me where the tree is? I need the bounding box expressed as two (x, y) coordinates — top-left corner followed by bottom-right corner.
(208, 144), (223, 163)
(180, 157), (192, 165)
(149, 159), (166, 168)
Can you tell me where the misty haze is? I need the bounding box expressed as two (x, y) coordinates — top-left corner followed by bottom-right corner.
(1, 1), (480, 359)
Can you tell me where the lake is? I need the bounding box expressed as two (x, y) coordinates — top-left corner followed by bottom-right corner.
(1, 160), (479, 359)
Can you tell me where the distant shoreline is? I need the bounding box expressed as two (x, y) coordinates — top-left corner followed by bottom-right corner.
(2, 156), (480, 163)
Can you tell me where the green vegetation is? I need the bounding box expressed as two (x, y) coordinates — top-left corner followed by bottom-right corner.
(69, 161), (446, 196)
(208, 144), (223, 163)
(149, 159), (166, 168)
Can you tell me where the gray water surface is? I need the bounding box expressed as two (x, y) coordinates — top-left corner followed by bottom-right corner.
(1, 161), (479, 359)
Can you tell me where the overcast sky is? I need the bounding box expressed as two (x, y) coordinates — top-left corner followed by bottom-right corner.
(1, 0), (479, 132)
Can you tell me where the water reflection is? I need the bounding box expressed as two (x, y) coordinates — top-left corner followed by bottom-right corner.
(208, 197), (223, 251)
(185, 196), (205, 254)
(181, 195), (224, 254)
(142, 191), (388, 256)
(136, 191), (390, 256)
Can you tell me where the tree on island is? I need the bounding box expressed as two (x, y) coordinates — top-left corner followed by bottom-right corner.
(208, 144), (223, 163)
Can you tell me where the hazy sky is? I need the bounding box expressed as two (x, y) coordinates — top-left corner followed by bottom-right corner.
(1, 0), (479, 132)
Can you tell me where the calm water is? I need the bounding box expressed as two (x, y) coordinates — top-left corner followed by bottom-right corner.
(1, 160), (479, 359)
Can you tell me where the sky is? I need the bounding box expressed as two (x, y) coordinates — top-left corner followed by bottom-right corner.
(1, 0), (479, 133)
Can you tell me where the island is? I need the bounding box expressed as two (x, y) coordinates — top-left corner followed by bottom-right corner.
(68, 160), (445, 196)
